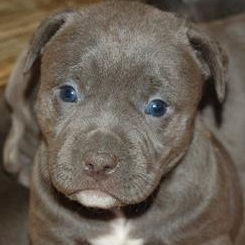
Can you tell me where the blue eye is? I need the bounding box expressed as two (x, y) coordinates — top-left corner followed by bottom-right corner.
(145, 99), (168, 117)
(59, 85), (78, 103)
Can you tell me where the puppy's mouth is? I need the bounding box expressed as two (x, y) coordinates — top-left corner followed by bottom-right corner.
(69, 190), (121, 209)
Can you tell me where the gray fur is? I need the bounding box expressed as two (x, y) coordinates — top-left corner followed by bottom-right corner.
(3, 1), (245, 244)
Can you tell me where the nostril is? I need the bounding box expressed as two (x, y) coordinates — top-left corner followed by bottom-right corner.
(84, 161), (95, 171)
(103, 163), (115, 173)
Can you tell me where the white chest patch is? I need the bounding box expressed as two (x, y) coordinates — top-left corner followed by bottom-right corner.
(89, 218), (144, 245)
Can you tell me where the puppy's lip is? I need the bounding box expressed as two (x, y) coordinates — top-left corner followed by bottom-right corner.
(69, 190), (121, 209)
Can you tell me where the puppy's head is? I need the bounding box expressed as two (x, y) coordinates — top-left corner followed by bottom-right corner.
(6, 1), (227, 208)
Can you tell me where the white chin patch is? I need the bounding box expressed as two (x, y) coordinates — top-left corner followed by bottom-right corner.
(72, 190), (118, 209)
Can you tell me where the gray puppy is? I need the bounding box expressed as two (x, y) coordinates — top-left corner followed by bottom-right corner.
(3, 1), (245, 244)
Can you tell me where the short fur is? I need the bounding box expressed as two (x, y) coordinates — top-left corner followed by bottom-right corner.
(3, 1), (245, 244)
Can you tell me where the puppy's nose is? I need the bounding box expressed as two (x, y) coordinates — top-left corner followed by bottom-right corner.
(84, 152), (118, 178)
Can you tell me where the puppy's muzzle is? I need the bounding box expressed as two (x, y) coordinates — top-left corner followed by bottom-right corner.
(83, 152), (118, 179)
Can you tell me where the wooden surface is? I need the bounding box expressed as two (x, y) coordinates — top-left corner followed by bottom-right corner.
(0, 0), (102, 88)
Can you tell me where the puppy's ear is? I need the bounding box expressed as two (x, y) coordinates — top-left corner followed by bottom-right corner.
(24, 10), (73, 72)
(187, 25), (228, 103)
(4, 10), (73, 187)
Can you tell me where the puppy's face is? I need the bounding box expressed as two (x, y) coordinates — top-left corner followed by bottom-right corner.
(33, 3), (220, 209)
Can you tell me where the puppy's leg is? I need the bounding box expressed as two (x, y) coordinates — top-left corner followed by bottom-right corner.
(0, 87), (29, 245)
(4, 47), (40, 187)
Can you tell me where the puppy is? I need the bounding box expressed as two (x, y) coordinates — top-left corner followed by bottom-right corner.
(3, 1), (245, 244)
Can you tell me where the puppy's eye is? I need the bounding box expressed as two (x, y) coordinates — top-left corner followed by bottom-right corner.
(59, 85), (78, 103)
(145, 99), (168, 117)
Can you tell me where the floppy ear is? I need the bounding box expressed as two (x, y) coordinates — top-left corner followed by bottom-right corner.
(24, 10), (73, 72)
(187, 24), (228, 103)
(4, 10), (73, 187)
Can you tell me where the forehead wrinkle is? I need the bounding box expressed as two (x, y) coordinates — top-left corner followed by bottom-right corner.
(67, 51), (178, 105)
(52, 33), (184, 102)
(69, 26), (163, 68)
